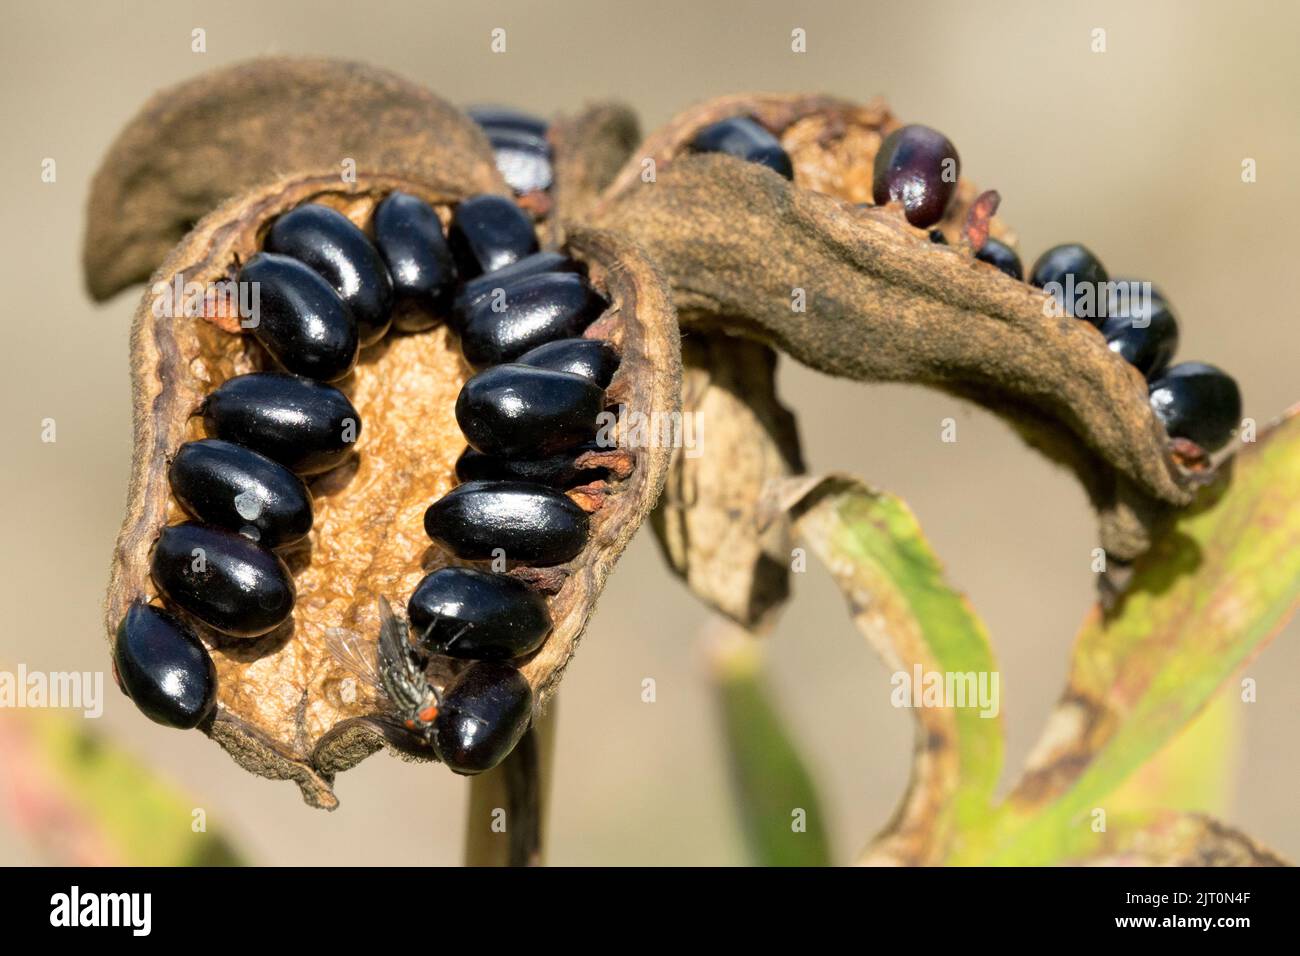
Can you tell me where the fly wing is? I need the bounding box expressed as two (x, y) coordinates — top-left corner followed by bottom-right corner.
(320, 624), (387, 701)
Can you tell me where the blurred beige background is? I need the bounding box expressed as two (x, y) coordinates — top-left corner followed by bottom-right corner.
(1, 0), (1296, 865)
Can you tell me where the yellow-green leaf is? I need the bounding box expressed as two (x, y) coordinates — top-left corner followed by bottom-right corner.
(960, 409), (1300, 865)
(772, 476), (1003, 865)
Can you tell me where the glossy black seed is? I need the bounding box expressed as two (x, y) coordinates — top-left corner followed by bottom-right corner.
(1029, 243), (1109, 324)
(373, 191), (458, 332)
(975, 237), (1024, 281)
(452, 251), (582, 323)
(168, 439), (313, 548)
(408, 567), (551, 661)
(457, 364), (605, 458)
(689, 116), (794, 180)
(265, 204), (394, 345)
(1101, 281), (1179, 378)
(455, 446), (606, 487)
(485, 127), (553, 194)
(238, 253), (358, 381)
(928, 229), (948, 245)
(466, 105), (548, 138)
(150, 522), (295, 638)
(517, 337), (620, 387)
(424, 480), (590, 566)
(447, 194), (539, 279)
(114, 602), (217, 729)
(202, 372), (361, 475)
(461, 273), (607, 368)
(871, 124), (961, 228)
(433, 660), (533, 775)
(1148, 362), (1241, 452)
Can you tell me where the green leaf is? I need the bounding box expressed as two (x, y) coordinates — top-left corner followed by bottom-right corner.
(0, 708), (245, 866)
(958, 410), (1300, 865)
(709, 626), (832, 866)
(772, 476), (1003, 865)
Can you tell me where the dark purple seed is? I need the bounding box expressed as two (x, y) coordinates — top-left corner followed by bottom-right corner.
(456, 446), (606, 488)
(460, 272), (607, 368)
(1029, 243), (1109, 325)
(433, 661), (533, 775)
(452, 251), (582, 325)
(408, 567), (551, 661)
(424, 480), (589, 566)
(373, 191), (458, 332)
(457, 364), (605, 458)
(237, 253), (358, 381)
(1101, 281), (1179, 378)
(466, 105), (548, 138)
(150, 522), (295, 638)
(114, 602), (217, 729)
(202, 372), (360, 475)
(690, 117), (794, 180)
(264, 204), (394, 345)
(485, 127), (553, 194)
(872, 124), (961, 229)
(1148, 362), (1241, 452)
(447, 194), (538, 279)
(168, 439), (313, 548)
(975, 237), (1024, 281)
(516, 337), (620, 387)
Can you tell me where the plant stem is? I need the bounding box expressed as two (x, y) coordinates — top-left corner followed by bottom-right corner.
(462, 703), (556, 866)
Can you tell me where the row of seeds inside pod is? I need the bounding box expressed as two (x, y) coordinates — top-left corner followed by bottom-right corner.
(689, 116), (1243, 452)
(114, 187), (614, 773)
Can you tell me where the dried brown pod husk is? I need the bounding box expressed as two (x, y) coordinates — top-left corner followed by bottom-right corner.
(104, 172), (679, 808)
(593, 93), (1196, 558)
(84, 57), (506, 301)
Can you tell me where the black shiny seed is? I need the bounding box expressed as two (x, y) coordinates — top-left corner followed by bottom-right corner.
(114, 602), (217, 729)
(689, 116), (794, 180)
(1148, 362), (1241, 452)
(150, 522), (295, 638)
(975, 237), (1024, 281)
(1029, 243), (1109, 325)
(373, 191), (458, 332)
(452, 251), (582, 324)
(457, 364), (605, 458)
(433, 660), (533, 775)
(265, 204), (394, 345)
(928, 229), (948, 245)
(408, 567), (551, 661)
(466, 105), (548, 138)
(168, 439), (313, 548)
(424, 480), (590, 566)
(460, 272), (607, 368)
(484, 127), (553, 194)
(517, 337), (620, 387)
(872, 124), (961, 229)
(1101, 281), (1179, 378)
(447, 194), (539, 279)
(237, 253), (358, 381)
(455, 446), (606, 488)
(202, 372), (361, 475)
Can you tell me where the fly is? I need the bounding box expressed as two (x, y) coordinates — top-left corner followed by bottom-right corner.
(321, 596), (451, 742)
